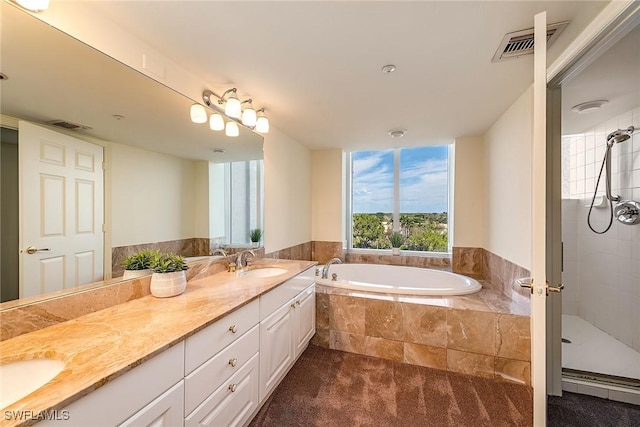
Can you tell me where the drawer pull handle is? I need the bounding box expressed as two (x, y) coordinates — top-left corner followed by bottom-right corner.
(229, 358), (238, 367)
(291, 303), (296, 309)
(229, 383), (238, 392)
(229, 325), (238, 333)
(296, 300), (301, 306)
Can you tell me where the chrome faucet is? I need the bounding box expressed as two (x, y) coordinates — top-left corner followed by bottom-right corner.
(236, 250), (256, 270)
(211, 248), (228, 257)
(321, 257), (342, 279)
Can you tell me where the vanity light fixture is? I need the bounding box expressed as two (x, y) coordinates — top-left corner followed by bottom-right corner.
(255, 109), (270, 134)
(198, 89), (270, 135)
(241, 99), (257, 127)
(13, 0), (49, 12)
(225, 121), (240, 137)
(190, 103), (207, 124)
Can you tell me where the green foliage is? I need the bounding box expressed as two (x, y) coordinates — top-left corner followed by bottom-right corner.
(390, 231), (404, 248)
(122, 249), (160, 271)
(352, 212), (448, 252)
(249, 228), (263, 243)
(151, 253), (188, 273)
(352, 214), (389, 249)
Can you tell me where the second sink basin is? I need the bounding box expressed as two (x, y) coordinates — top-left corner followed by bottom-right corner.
(0, 358), (65, 408)
(239, 267), (288, 278)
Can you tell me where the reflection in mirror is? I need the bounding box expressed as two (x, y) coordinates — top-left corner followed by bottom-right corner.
(211, 160), (264, 247)
(0, 4), (264, 305)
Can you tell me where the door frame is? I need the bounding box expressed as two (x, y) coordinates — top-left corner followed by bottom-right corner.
(538, 0), (640, 414)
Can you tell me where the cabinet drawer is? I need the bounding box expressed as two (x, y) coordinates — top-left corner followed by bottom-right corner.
(185, 353), (260, 427)
(185, 299), (259, 374)
(185, 325), (259, 415)
(259, 268), (315, 321)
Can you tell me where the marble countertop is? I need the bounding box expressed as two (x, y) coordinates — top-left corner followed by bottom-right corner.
(0, 259), (316, 426)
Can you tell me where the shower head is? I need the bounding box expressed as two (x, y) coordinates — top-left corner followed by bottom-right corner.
(606, 126), (635, 146)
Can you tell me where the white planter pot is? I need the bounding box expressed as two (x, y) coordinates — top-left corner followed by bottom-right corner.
(122, 269), (153, 280)
(150, 271), (187, 298)
(392, 247), (400, 256)
(251, 241), (260, 248)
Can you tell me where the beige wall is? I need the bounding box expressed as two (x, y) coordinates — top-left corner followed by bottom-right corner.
(311, 149), (344, 242)
(483, 86), (533, 269)
(452, 136), (486, 248)
(111, 143), (196, 247)
(193, 161), (210, 239)
(263, 127), (312, 253)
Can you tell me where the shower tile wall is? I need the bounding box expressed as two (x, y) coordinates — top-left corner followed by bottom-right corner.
(561, 106), (640, 353)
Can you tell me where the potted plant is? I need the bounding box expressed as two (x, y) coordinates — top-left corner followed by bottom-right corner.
(122, 249), (159, 279)
(149, 253), (189, 298)
(390, 231), (403, 256)
(249, 228), (263, 247)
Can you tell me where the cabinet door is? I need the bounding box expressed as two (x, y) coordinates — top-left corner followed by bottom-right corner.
(119, 381), (184, 427)
(259, 301), (294, 402)
(185, 353), (259, 427)
(294, 285), (316, 357)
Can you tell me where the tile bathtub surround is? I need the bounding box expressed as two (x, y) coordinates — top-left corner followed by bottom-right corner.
(345, 252), (451, 270)
(264, 241), (312, 261)
(452, 247), (484, 278)
(313, 285), (532, 385)
(312, 241), (344, 264)
(111, 237), (212, 277)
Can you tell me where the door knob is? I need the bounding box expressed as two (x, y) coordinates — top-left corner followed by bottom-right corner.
(23, 246), (51, 255)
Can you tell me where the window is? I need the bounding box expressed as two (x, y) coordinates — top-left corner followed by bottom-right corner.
(211, 160), (263, 246)
(349, 146), (450, 253)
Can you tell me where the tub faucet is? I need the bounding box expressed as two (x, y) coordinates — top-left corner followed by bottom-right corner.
(236, 250), (256, 270)
(212, 248), (227, 257)
(322, 258), (342, 279)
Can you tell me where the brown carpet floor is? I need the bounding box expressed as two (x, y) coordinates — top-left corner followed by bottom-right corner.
(250, 345), (533, 427)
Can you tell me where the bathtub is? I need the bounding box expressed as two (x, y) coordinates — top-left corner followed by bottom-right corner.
(316, 263), (481, 296)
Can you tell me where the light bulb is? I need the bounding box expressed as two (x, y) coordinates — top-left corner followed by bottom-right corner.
(15, 0), (49, 12)
(255, 111), (269, 133)
(225, 121), (239, 137)
(209, 113), (225, 131)
(190, 103), (207, 124)
(225, 94), (241, 119)
(242, 106), (257, 127)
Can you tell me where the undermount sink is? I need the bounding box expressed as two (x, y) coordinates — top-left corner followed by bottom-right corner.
(0, 358), (65, 408)
(239, 267), (288, 278)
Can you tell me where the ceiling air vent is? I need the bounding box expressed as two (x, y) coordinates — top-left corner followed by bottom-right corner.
(46, 120), (92, 131)
(492, 21), (570, 63)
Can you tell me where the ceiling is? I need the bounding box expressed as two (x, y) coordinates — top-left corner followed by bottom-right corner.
(562, 22), (640, 135)
(74, 2), (608, 150)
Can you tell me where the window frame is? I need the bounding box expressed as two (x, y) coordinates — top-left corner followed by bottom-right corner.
(346, 145), (453, 256)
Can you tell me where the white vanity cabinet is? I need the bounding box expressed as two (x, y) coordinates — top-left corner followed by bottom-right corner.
(259, 270), (315, 403)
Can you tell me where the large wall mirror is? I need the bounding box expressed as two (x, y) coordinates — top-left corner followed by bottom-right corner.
(0, 4), (264, 305)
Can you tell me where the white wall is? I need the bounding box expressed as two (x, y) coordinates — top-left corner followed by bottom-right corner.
(453, 136), (486, 248)
(311, 149), (344, 242)
(483, 86), (533, 269)
(111, 143), (196, 247)
(263, 127), (312, 253)
(193, 161), (210, 239)
(561, 106), (640, 351)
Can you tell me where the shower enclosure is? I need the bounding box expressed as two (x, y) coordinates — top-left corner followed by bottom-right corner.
(561, 111), (640, 392)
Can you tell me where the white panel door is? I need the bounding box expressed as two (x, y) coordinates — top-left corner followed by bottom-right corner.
(19, 121), (104, 298)
(259, 301), (294, 402)
(531, 12), (549, 426)
(294, 285), (316, 358)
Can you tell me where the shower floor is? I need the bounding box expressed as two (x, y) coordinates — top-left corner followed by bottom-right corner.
(562, 315), (640, 381)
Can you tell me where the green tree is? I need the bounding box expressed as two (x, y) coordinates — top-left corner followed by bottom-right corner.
(353, 214), (388, 249)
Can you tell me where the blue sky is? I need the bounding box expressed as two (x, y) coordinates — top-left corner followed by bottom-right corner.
(352, 146), (449, 213)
